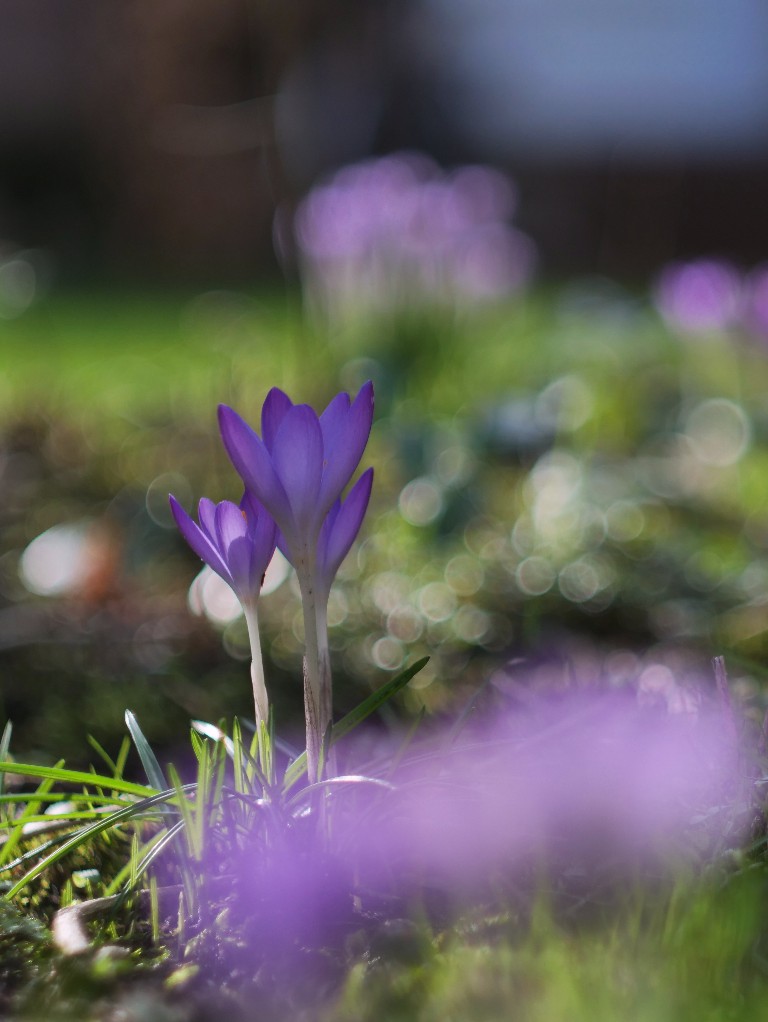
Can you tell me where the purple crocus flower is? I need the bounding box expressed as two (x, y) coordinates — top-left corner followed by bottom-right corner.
(169, 491), (277, 729)
(217, 382), (375, 782)
(169, 492), (277, 605)
(654, 259), (742, 335)
(217, 381), (374, 571)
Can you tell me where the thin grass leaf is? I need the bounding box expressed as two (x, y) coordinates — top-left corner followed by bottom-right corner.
(129, 829), (140, 892)
(283, 657), (429, 792)
(259, 719), (273, 784)
(247, 728), (261, 789)
(4, 809), (130, 827)
(0, 828), (74, 875)
(232, 718), (246, 795)
(0, 761), (154, 799)
(194, 743), (210, 858)
(167, 765), (200, 862)
(192, 720), (235, 758)
(0, 764), (64, 868)
(116, 819), (187, 908)
(125, 711), (167, 792)
(0, 722), (12, 800)
(87, 735), (119, 776)
(287, 774), (396, 807)
(114, 736), (131, 781)
(104, 822), (184, 897)
(0, 791), (138, 809)
(150, 875), (160, 943)
(211, 741), (227, 815)
(190, 729), (205, 765)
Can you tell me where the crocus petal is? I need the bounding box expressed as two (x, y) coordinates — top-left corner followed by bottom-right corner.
(271, 405), (324, 538)
(317, 381), (374, 514)
(274, 527), (292, 564)
(214, 499), (248, 550)
(241, 491), (278, 580)
(169, 495), (234, 587)
(318, 391), (351, 457)
(197, 497), (218, 541)
(218, 405), (294, 530)
(214, 500), (253, 595)
(261, 387), (293, 453)
(318, 467), (373, 590)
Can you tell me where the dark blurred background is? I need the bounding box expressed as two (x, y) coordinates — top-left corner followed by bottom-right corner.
(1, 0), (768, 285)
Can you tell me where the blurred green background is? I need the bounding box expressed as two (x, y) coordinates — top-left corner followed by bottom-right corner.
(3, 282), (768, 765)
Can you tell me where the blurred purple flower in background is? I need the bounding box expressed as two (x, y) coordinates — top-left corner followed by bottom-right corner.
(291, 153), (536, 324)
(654, 259), (743, 335)
(742, 264), (768, 340)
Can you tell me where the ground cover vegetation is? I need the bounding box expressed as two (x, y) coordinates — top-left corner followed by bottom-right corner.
(1, 272), (768, 1019)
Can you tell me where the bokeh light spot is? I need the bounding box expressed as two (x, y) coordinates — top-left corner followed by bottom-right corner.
(685, 398), (750, 467)
(399, 477), (444, 526)
(515, 556), (555, 596)
(20, 523), (91, 596)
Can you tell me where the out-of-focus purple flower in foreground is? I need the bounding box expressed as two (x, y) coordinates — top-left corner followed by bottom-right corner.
(218, 382), (374, 782)
(291, 153), (536, 324)
(359, 693), (745, 886)
(169, 492), (277, 728)
(214, 687), (747, 963)
(654, 259), (742, 335)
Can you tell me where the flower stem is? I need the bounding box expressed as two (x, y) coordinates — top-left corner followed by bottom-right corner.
(243, 600), (271, 781)
(298, 571), (331, 784)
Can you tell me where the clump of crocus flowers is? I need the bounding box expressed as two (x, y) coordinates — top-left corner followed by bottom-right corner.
(289, 152), (537, 326)
(654, 257), (768, 342)
(170, 381), (374, 783)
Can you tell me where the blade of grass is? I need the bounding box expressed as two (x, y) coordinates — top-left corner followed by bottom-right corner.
(125, 711), (167, 792)
(194, 742), (210, 859)
(0, 791), (140, 809)
(0, 722), (12, 799)
(112, 820), (187, 908)
(0, 764), (64, 868)
(287, 774), (396, 807)
(233, 718), (245, 795)
(104, 822), (184, 897)
(192, 720), (235, 758)
(0, 832), (74, 875)
(114, 736), (131, 781)
(0, 761), (155, 799)
(167, 765), (200, 862)
(87, 735), (119, 776)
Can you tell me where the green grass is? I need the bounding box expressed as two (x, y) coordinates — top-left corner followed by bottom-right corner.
(332, 870), (768, 1022)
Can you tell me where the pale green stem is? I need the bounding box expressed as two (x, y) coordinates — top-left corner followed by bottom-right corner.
(297, 568), (331, 784)
(314, 594), (336, 776)
(243, 599), (270, 779)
